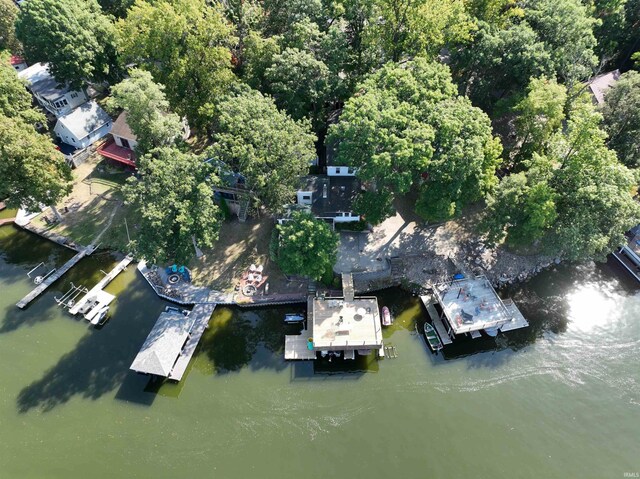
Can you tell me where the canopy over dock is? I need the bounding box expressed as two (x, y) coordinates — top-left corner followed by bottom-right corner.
(433, 276), (512, 334)
(130, 311), (196, 377)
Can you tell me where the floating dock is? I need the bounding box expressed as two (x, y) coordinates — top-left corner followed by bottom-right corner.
(500, 299), (529, 332)
(68, 255), (132, 317)
(420, 295), (453, 345)
(16, 246), (94, 309)
(285, 328), (315, 360)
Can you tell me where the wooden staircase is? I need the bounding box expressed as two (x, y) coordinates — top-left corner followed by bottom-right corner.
(238, 197), (250, 222)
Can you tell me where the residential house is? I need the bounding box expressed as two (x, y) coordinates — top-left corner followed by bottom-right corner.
(97, 111), (138, 167)
(587, 69), (621, 105)
(9, 55), (27, 72)
(53, 101), (112, 149)
(18, 62), (88, 118)
(279, 175), (360, 227)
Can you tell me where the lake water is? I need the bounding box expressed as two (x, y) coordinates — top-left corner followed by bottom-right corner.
(0, 224), (638, 478)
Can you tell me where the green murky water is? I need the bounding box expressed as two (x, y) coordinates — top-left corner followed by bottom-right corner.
(0, 224), (639, 478)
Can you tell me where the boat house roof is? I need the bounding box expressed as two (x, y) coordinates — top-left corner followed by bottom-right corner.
(433, 276), (513, 334)
(310, 296), (382, 350)
(130, 311), (196, 377)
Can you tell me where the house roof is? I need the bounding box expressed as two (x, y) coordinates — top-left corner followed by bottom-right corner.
(588, 69), (621, 104)
(298, 175), (358, 217)
(55, 101), (111, 140)
(111, 111), (137, 141)
(17, 62), (73, 100)
(130, 311), (196, 377)
(10, 55), (25, 66)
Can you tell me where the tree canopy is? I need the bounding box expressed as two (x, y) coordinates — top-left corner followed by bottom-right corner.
(209, 86), (317, 212)
(0, 115), (72, 212)
(273, 211), (339, 280)
(329, 58), (501, 224)
(602, 70), (640, 168)
(107, 69), (183, 155)
(116, 0), (236, 128)
(123, 148), (221, 264)
(0, 0), (21, 54)
(0, 53), (45, 125)
(16, 0), (119, 88)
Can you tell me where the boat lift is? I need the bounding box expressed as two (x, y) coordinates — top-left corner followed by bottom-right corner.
(27, 262), (57, 285)
(55, 283), (89, 309)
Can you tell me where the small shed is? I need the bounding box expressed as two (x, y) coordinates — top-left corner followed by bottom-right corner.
(588, 70), (621, 105)
(10, 55), (27, 72)
(53, 101), (112, 149)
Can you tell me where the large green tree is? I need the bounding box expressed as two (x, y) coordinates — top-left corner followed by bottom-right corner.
(329, 58), (501, 224)
(483, 95), (640, 260)
(116, 0), (236, 128)
(416, 97), (503, 221)
(0, 53), (45, 125)
(209, 86), (317, 212)
(273, 211), (339, 280)
(602, 70), (640, 168)
(123, 148), (221, 264)
(451, 21), (554, 109)
(0, 115), (72, 217)
(107, 69), (183, 155)
(512, 76), (567, 164)
(0, 0), (21, 53)
(16, 0), (119, 88)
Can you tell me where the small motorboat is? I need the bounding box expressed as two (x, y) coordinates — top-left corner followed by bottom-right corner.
(284, 313), (305, 323)
(91, 305), (110, 326)
(483, 326), (500, 337)
(424, 322), (443, 352)
(381, 306), (393, 326)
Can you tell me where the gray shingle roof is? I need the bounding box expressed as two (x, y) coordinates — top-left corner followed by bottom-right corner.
(56, 101), (112, 140)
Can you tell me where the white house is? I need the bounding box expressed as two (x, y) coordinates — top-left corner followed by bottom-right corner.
(53, 101), (112, 149)
(18, 62), (88, 117)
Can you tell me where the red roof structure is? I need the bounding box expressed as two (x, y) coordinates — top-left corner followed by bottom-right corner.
(10, 55), (25, 66)
(98, 139), (136, 168)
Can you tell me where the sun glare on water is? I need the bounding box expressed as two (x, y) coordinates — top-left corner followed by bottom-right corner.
(566, 284), (618, 332)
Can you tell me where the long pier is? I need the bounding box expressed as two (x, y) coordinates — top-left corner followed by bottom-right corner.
(169, 300), (217, 381)
(16, 246), (94, 309)
(68, 255), (133, 315)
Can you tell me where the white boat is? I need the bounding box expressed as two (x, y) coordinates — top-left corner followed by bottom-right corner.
(89, 305), (109, 325)
(483, 326), (500, 337)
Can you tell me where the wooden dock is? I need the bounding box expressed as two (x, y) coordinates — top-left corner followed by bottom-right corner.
(420, 295), (453, 345)
(16, 247), (91, 309)
(68, 255), (133, 316)
(284, 329), (316, 360)
(500, 299), (529, 332)
(0, 217), (15, 226)
(169, 301), (217, 381)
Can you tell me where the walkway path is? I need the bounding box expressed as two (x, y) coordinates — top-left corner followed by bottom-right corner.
(0, 217), (15, 226)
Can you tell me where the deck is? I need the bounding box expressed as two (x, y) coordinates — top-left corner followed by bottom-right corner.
(500, 299), (529, 332)
(420, 295), (453, 345)
(285, 329), (316, 360)
(0, 217), (15, 226)
(169, 300), (216, 381)
(16, 246), (91, 309)
(69, 255), (132, 316)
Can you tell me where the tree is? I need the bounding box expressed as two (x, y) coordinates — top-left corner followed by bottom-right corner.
(107, 69), (183, 155)
(548, 97), (640, 260)
(273, 211), (339, 280)
(451, 21), (554, 109)
(122, 147), (221, 264)
(16, 0), (119, 88)
(482, 153), (557, 247)
(209, 86), (317, 212)
(373, 0), (474, 62)
(0, 53), (45, 125)
(416, 97), (503, 221)
(465, 0), (524, 27)
(602, 70), (640, 168)
(329, 58), (500, 223)
(264, 47), (330, 129)
(116, 0), (236, 128)
(0, 115), (72, 218)
(483, 95), (640, 260)
(513, 76), (567, 163)
(0, 0), (21, 53)
(97, 0), (134, 17)
(524, 0), (599, 89)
